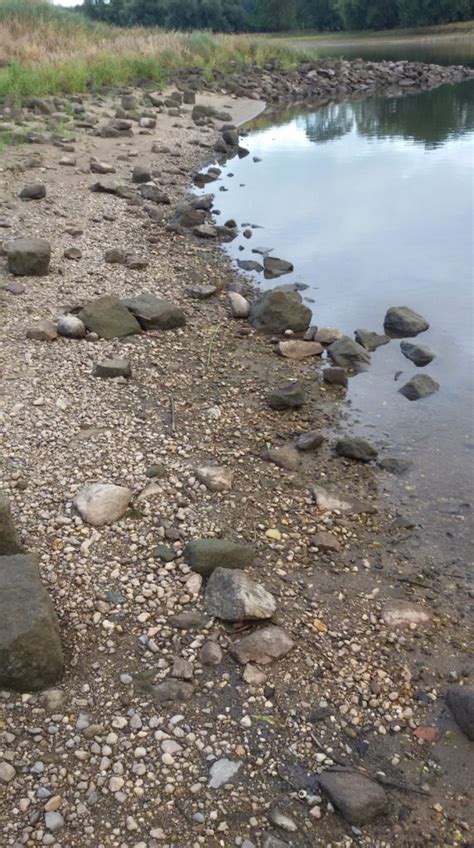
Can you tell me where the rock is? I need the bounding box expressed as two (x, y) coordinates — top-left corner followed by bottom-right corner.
(78, 296), (142, 339)
(230, 626), (294, 665)
(399, 374), (439, 401)
(249, 290), (311, 334)
(323, 366), (348, 387)
(263, 257), (294, 279)
(168, 611), (205, 630)
(184, 539), (254, 577)
(269, 809), (297, 832)
(311, 531), (341, 553)
(151, 680), (193, 703)
(59, 156), (76, 167)
(90, 178), (120, 193)
(73, 483), (132, 526)
(132, 164), (151, 183)
(263, 446), (300, 471)
(171, 657), (193, 680)
(122, 94), (138, 110)
(26, 320), (57, 341)
(19, 182), (46, 200)
(122, 293), (186, 331)
(205, 568), (276, 621)
(223, 128), (239, 146)
(277, 340), (323, 359)
(0, 555), (64, 692)
(335, 437), (378, 462)
(313, 327), (342, 345)
(312, 484), (376, 515)
(188, 285), (217, 299)
(44, 812), (64, 833)
(63, 247), (81, 261)
(138, 184), (170, 204)
(268, 381), (305, 410)
(262, 835), (289, 848)
(228, 291), (250, 318)
(378, 457), (413, 475)
(0, 761), (16, 783)
(193, 224), (217, 239)
(327, 336), (371, 372)
(296, 431), (324, 452)
(152, 545), (176, 562)
(237, 260), (263, 272)
(90, 159), (116, 174)
(196, 466), (234, 492)
(317, 770), (388, 825)
(381, 600), (432, 630)
(209, 759), (242, 789)
(354, 329), (390, 351)
(446, 686), (474, 740)
(57, 315), (86, 339)
(94, 358), (131, 379)
(400, 341), (435, 367)
(104, 248), (127, 264)
(384, 306), (429, 337)
(7, 238), (51, 276)
(0, 493), (24, 555)
(199, 641), (223, 666)
(243, 665), (267, 685)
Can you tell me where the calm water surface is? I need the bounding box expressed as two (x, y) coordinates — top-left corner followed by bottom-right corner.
(199, 79), (474, 562)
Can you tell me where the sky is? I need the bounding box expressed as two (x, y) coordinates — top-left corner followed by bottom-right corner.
(52, 0), (81, 6)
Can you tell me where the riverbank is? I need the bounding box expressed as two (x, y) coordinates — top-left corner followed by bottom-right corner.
(0, 63), (473, 847)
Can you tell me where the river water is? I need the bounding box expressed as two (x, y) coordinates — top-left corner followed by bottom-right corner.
(197, 46), (474, 566)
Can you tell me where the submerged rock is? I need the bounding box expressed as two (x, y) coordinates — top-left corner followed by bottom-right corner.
(184, 539), (255, 577)
(205, 568), (276, 621)
(399, 374), (439, 400)
(400, 341), (435, 366)
(263, 256), (294, 279)
(317, 770), (388, 825)
(378, 457), (413, 475)
(335, 437), (378, 462)
(384, 306), (429, 337)
(0, 555), (64, 692)
(249, 289), (311, 334)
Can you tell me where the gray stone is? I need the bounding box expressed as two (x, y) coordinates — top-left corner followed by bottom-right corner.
(354, 329), (390, 351)
(90, 178), (120, 194)
(151, 680), (193, 704)
(209, 758), (241, 788)
(228, 291), (250, 318)
(199, 641), (223, 666)
(7, 238), (51, 277)
(400, 341), (435, 367)
(296, 431), (324, 452)
(230, 626), (294, 665)
(57, 315), (86, 339)
(45, 812), (64, 832)
(446, 686), (474, 740)
(152, 545), (176, 562)
(311, 531), (341, 552)
(188, 285), (217, 299)
(317, 770), (388, 825)
(63, 247), (81, 261)
(0, 761), (16, 783)
(122, 94), (138, 110)
(19, 182), (46, 200)
(313, 327), (342, 344)
(323, 366), (348, 387)
(237, 259), (263, 272)
(132, 164), (151, 183)
(104, 248), (127, 264)
(168, 611), (205, 630)
(205, 568), (276, 622)
(122, 293), (186, 331)
(381, 600), (432, 630)
(263, 446), (300, 471)
(73, 483), (132, 526)
(378, 457), (413, 475)
(94, 358), (131, 379)
(170, 657), (193, 680)
(249, 290), (311, 334)
(327, 336), (371, 372)
(277, 340), (323, 359)
(312, 485), (376, 515)
(262, 835), (289, 848)
(0, 555), (64, 692)
(269, 808), (297, 832)
(384, 306), (429, 338)
(90, 159), (116, 174)
(263, 257), (294, 279)
(196, 466), (233, 492)
(26, 320), (57, 341)
(335, 437), (378, 462)
(138, 183), (170, 204)
(0, 493), (24, 555)
(193, 224), (217, 239)
(399, 374), (439, 401)
(78, 296), (142, 339)
(268, 381), (305, 410)
(184, 539), (255, 577)
(223, 128), (239, 147)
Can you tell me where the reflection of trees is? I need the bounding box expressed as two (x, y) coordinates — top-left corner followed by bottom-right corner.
(251, 80), (474, 149)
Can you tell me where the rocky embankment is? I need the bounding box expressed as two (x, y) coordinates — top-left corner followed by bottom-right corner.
(0, 59), (473, 848)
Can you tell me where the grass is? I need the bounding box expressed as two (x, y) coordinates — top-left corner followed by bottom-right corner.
(0, 0), (311, 98)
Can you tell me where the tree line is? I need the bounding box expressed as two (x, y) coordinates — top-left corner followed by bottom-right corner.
(82, 0), (474, 33)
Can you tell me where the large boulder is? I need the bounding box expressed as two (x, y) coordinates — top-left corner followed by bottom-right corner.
(383, 306), (429, 338)
(446, 686), (474, 740)
(78, 296), (141, 339)
(73, 483), (132, 526)
(0, 494), (24, 555)
(327, 336), (371, 372)
(122, 293), (186, 331)
(0, 555), (64, 692)
(7, 238), (51, 277)
(317, 770), (388, 825)
(205, 568), (276, 621)
(263, 257), (294, 279)
(249, 290), (311, 334)
(184, 539), (255, 577)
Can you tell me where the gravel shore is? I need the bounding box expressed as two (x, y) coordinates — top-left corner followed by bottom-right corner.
(0, 61), (473, 848)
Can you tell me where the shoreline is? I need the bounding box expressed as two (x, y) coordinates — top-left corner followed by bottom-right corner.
(0, 60), (473, 847)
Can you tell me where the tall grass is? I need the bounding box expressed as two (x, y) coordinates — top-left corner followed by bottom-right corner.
(0, 0), (310, 98)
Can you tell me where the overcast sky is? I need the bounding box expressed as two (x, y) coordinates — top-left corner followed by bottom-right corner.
(52, 0), (82, 6)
